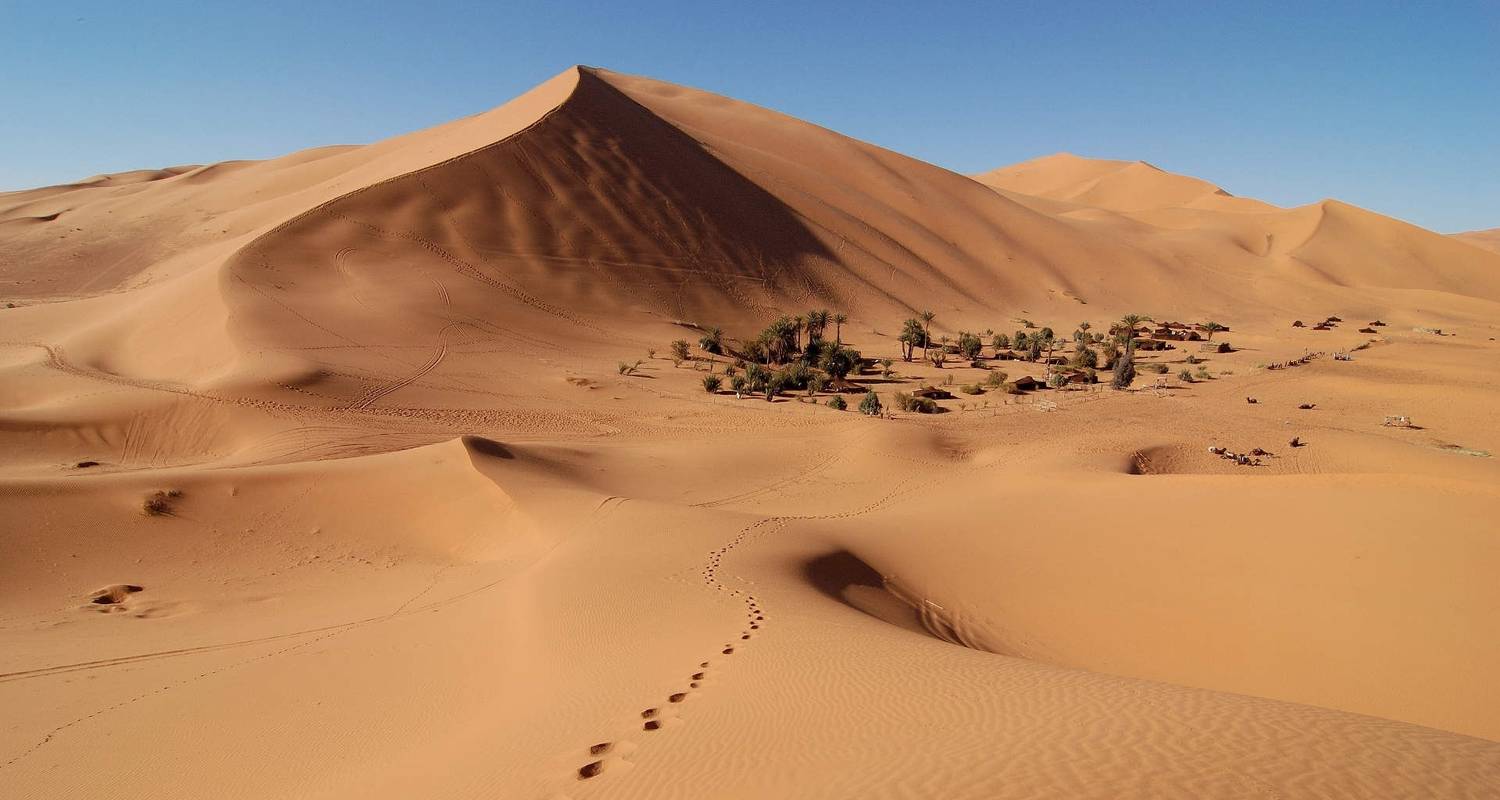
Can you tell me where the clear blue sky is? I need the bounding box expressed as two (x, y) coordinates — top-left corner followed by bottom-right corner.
(3, 1), (1496, 232)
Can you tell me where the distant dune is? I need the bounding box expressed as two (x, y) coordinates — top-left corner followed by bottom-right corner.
(1453, 226), (1500, 254)
(3, 66), (1499, 799)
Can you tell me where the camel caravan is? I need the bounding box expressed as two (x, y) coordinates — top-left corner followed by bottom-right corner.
(1264, 351), (1323, 371)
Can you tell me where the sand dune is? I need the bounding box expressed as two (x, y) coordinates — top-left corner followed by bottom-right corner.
(3, 66), (1500, 798)
(1453, 226), (1500, 254)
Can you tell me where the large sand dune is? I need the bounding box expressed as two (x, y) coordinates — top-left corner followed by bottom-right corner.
(3, 66), (1499, 798)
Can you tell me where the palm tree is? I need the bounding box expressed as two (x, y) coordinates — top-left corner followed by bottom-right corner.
(805, 309), (830, 344)
(1075, 321), (1091, 342)
(919, 310), (936, 359)
(793, 315), (806, 352)
(898, 318), (924, 361)
(1199, 321), (1226, 341)
(1116, 313), (1152, 353)
(833, 313), (848, 344)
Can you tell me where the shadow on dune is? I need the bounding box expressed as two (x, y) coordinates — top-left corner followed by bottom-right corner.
(802, 550), (926, 637)
(462, 435), (515, 460)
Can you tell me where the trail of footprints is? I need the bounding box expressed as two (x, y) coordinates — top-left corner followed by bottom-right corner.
(575, 518), (781, 783)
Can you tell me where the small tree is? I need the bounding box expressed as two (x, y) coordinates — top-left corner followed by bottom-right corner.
(957, 331), (983, 360)
(898, 318), (925, 361)
(1111, 349), (1136, 389)
(1199, 321), (1226, 341)
(1071, 343), (1096, 369)
(1100, 340), (1121, 369)
(985, 370), (1007, 388)
(827, 395), (847, 411)
(833, 313), (848, 344)
(929, 339), (946, 368)
(991, 332), (1010, 350)
(920, 310), (937, 359)
(859, 391), (882, 416)
(702, 375), (723, 393)
(879, 358), (894, 378)
(670, 339), (691, 364)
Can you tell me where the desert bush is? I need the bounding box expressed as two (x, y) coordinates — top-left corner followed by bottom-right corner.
(957, 331), (984, 360)
(702, 375), (723, 393)
(742, 339), (767, 364)
(744, 363), (770, 392)
(879, 358), (894, 377)
(991, 333), (1010, 350)
(827, 395), (847, 411)
(1179, 368), (1194, 382)
(893, 391), (939, 413)
(730, 375), (748, 394)
(671, 339), (692, 363)
(985, 370), (1007, 388)
(1001, 381), (1022, 394)
(698, 327), (723, 354)
(1047, 371), (1069, 389)
(961, 383), (984, 395)
(1144, 362), (1168, 374)
(1071, 344), (1096, 369)
(859, 391), (882, 416)
(1195, 366), (1212, 380)
(1185, 354), (1202, 365)
(618, 360), (643, 376)
(141, 489), (181, 516)
(776, 362), (815, 390)
(819, 345), (862, 378)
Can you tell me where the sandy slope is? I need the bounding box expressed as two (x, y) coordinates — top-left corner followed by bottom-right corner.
(1453, 226), (1500, 254)
(3, 66), (1500, 799)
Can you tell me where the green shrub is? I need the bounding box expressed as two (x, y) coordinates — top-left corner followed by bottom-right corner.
(670, 339), (691, 363)
(702, 375), (723, 393)
(1179, 369), (1194, 382)
(961, 384), (983, 395)
(827, 395), (847, 411)
(985, 370), (1008, 388)
(730, 375), (748, 393)
(1195, 366), (1212, 380)
(859, 391), (882, 416)
(618, 360), (642, 376)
